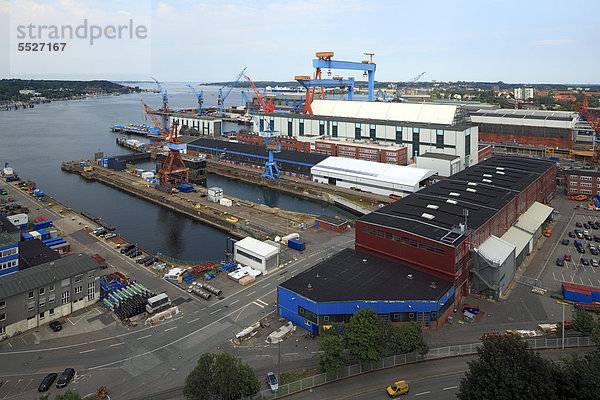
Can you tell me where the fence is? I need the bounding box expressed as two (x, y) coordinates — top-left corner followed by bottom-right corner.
(515, 273), (544, 289)
(249, 336), (593, 399)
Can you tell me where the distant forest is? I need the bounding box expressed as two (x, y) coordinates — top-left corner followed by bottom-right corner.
(0, 79), (141, 102)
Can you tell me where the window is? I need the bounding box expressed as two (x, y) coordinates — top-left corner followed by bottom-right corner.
(0, 313), (5, 321)
(369, 124), (376, 139)
(75, 286), (82, 294)
(355, 123), (361, 139)
(319, 120), (325, 135)
(61, 278), (70, 288)
(465, 128), (471, 155)
(87, 270), (95, 278)
(259, 117), (264, 131)
(27, 302), (35, 311)
(49, 308), (55, 316)
(288, 118), (293, 137)
(0, 327), (5, 335)
(570, 175), (578, 179)
(269, 116), (274, 130)
(436, 129), (444, 149)
(28, 291), (34, 299)
(299, 119), (304, 136)
(61, 291), (70, 305)
(88, 282), (96, 301)
(39, 287), (45, 296)
(0, 300), (5, 309)
(395, 127), (402, 144)
(412, 127), (420, 156)
(332, 121), (338, 137)
(39, 298), (45, 307)
(236, 249), (262, 264)
(49, 294), (55, 303)
(39, 311), (45, 320)
(75, 274), (83, 283)
(49, 283), (55, 292)
(323, 315), (330, 322)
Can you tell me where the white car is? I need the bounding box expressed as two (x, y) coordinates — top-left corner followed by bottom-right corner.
(104, 233), (116, 240)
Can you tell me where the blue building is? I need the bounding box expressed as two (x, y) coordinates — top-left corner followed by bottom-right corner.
(277, 248), (454, 334)
(0, 215), (19, 277)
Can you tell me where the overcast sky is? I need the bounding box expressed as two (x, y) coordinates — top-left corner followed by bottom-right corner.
(0, 0), (598, 84)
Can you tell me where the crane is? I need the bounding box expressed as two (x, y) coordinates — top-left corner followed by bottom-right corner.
(244, 74), (274, 113)
(241, 90), (280, 180)
(217, 67), (247, 116)
(396, 72), (426, 99)
(141, 100), (168, 137)
(157, 119), (189, 191)
(272, 90), (303, 113)
(186, 84), (205, 114)
(151, 77), (169, 112)
(571, 93), (600, 163)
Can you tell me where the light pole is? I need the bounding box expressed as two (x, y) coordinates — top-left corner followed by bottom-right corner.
(557, 301), (568, 349)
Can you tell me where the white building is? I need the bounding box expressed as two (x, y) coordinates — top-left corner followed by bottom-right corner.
(415, 153), (461, 177)
(169, 115), (223, 137)
(234, 237), (280, 274)
(524, 88), (534, 100)
(311, 156), (436, 197)
(514, 88), (523, 100)
(255, 99), (478, 169)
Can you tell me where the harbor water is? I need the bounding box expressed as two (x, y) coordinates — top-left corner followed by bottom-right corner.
(0, 83), (352, 261)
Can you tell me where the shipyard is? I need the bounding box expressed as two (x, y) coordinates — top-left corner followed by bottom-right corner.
(2, 1), (600, 399)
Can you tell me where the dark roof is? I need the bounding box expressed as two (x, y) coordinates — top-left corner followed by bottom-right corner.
(0, 253), (99, 299)
(18, 239), (61, 270)
(187, 138), (328, 166)
(0, 232), (18, 248)
(418, 152), (460, 161)
(358, 155), (555, 247)
(316, 214), (347, 226)
(0, 215), (19, 234)
(565, 169), (600, 178)
(279, 248), (452, 302)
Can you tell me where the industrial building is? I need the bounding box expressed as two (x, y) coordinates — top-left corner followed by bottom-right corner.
(311, 157), (436, 197)
(253, 99), (478, 170)
(415, 153), (461, 178)
(169, 115), (223, 137)
(277, 248), (454, 333)
(355, 156), (556, 300)
(0, 254), (102, 338)
(315, 215), (348, 233)
(564, 169), (600, 197)
(18, 239), (61, 270)
(0, 215), (19, 277)
(233, 237), (279, 274)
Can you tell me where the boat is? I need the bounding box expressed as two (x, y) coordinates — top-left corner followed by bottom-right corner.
(237, 114), (253, 126)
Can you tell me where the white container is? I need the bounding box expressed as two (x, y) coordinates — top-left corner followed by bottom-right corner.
(48, 229), (58, 238)
(30, 231), (42, 240)
(7, 213), (28, 226)
(219, 198), (232, 207)
(281, 233), (299, 245)
(208, 187), (223, 203)
(3, 167), (13, 175)
(141, 171), (154, 180)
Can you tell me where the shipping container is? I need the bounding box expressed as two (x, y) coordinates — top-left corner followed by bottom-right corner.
(30, 231), (41, 240)
(21, 232), (32, 241)
(33, 220), (53, 230)
(287, 238), (306, 251)
(562, 283), (592, 303)
(38, 229), (50, 240)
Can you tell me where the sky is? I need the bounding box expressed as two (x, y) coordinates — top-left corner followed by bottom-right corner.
(0, 0), (598, 84)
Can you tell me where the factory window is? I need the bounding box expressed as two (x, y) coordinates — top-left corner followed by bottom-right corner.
(319, 120), (325, 135)
(582, 190), (592, 194)
(570, 181), (578, 186)
(88, 270), (95, 278)
(75, 286), (82, 294)
(355, 123), (361, 139)
(323, 315), (330, 322)
(62, 291), (70, 305)
(288, 118), (293, 137)
(49, 294), (55, 304)
(395, 127), (402, 144)
(298, 306), (316, 323)
(49, 308), (54, 316)
(436, 130), (444, 149)
(465, 128), (471, 155)
(39, 298), (45, 307)
(408, 313), (415, 320)
(39, 311), (45, 320)
(259, 117), (264, 131)
(61, 278), (70, 288)
(435, 247), (445, 255)
(581, 176), (592, 181)
(385, 232), (392, 239)
(27, 302), (35, 311)
(88, 282), (96, 301)
(332, 121), (338, 137)
(49, 283), (55, 292)
(28, 291), (34, 299)
(570, 188), (577, 192)
(0, 313), (5, 321)
(370, 124), (376, 139)
(570, 175), (578, 179)
(269, 117), (274, 130)
(409, 239), (418, 247)
(75, 274), (83, 283)
(418, 242), (426, 249)
(299, 119), (304, 136)
(427, 244), (436, 252)
(236, 249), (262, 264)
(39, 287), (45, 296)
(412, 128), (420, 156)
(581, 183), (592, 188)
(0, 301), (4, 309)
(430, 311), (437, 321)
(392, 313), (400, 321)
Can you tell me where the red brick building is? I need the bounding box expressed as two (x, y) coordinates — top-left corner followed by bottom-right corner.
(565, 169), (600, 197)
(478, 144), (492, 162)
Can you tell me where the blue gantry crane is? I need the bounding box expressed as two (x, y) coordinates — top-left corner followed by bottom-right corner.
(151, 77), (169, 112)
(396, 72), (426, 100)
(217, 67), (247, 116)
(186, 84), (205, 114)
(241, 91), (280, 180)
(272, 90), (303, 113)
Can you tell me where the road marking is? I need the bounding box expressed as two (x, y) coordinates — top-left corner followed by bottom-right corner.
(256, 299), (268, 305)
(138, 334), (152, 340)
(164, 326), (177, 332)
(278, 276), (285, 281)
(109, 342), (123, 347)
(80, 349), (95, 354)
(552, 271), (557, 281)
(210, 309), (220, 315)
(291, 269), (298, 274)
(187, 318), (200, 324)
(246, 291), (256, 297)
(194, 310), (200, 314)
(284, 352), (298, 356)
(262, 283), (270, 288)
(443, 386), (458, 391)
(230, 299), (239, 306)
(252, 301), (264, 308)
(415, 391), (431, 396)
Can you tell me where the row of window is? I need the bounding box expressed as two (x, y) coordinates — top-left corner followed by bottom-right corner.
(0, 247), (17, 258)
(0, 260), (17, 270)
(362, 226), (446, 254)
(236, 249), (262, 264)
(569, 175), (594, 181)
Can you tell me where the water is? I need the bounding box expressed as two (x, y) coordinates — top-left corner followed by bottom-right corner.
(0, 83), (351, 261)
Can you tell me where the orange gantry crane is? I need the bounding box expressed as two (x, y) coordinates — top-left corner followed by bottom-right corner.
(571, 93), (600, 163)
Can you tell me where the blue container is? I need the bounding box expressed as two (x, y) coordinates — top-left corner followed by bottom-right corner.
(21, 232), (33, 241)
(562, 288), (592, 303)
(38, 229), (50, 240)
(33, 220), (53, 230)
(178, 184), (193, 193)
(287, 238), (306, 251)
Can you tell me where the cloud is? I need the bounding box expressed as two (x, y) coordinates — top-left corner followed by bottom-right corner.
(157, 2), (174, 16)
(117, 10), (130, 16)
(533, 39), (575, 45)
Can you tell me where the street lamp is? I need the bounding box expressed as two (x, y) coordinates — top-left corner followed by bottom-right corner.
(557, 301), (568, 349)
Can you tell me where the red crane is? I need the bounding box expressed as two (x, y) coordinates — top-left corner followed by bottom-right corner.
(244, 74), (274, 113)
(571, 93), (600, 163)
(141, 100), (168, 137)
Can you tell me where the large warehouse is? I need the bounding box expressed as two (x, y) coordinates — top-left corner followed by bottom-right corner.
(253, 99), (479, 170)
(311, 157), (436, 197)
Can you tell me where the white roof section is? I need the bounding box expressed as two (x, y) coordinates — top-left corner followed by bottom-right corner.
(311, 99), (459, 125)
(514, 202), (554, 234)
(501, 226), (532, 256)
(470, 109), (578, 129)
(312, 156), (435, 186)
(478, 235), (515, 264)
(235, 237), (279, 257)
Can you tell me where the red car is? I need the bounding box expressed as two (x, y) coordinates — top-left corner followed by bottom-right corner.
(480, 332), (501, 340)
(564, 254), (572, 261)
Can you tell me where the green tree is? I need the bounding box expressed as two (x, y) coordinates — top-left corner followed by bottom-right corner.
(53, 391), (83, 400)
(572, 309), (599, 338)
(556, 350), (600, 400)
(382, 322), (429, 356)
(342, 307), (386, 364)
(318, 328), (348, 375)
(183, 352), (260, 400)
(457, 336), (559, 400)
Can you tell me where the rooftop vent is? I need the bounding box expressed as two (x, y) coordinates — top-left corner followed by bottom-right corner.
(497, 171), (505, 175)
(407, 274), (414, 280)
(482, 179), (492, 183)
(496, 167), (505, 170)
(427, 204), (439, 210)
(362, 258), (368, 264)
(449, 192), (460, 197)
(446, 199), (458, 205)
(421, 213), (435, 220)
(467, 182), (478, 186)
(466, 188), (477, 193)
(483, 174), (492, 178)
(307, 283), (313, 290)
(429, 281), (437, 289)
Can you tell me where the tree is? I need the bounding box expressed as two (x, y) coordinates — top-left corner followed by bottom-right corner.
(382, 322), (429, 356)
(53, 391), (83, 400)
(457, 336), (559, 400)
(572, 309), (599, 338)
(556, 350), (600, 400)
(342, 307), (387, 364)
(318, 327), (348, 375)
(183, 353), (260, 400)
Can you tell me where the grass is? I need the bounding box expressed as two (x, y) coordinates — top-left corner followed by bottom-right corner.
(279, 367), (321, 385)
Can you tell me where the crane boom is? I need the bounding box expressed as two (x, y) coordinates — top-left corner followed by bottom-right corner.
(186, 84), (204, 113)
(396, 72), (426, 97)
(217, 67), (247, 116)
(141, 100), (168, 137)
(571, 93), (600, 163)
(151, 77), (169, 111)
(244, 74), (274, 113)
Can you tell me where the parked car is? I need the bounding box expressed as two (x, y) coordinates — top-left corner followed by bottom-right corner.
(56, 368), (75, 388)
(125, 247), (138, 256)
(104, 233), (116, 240)
(120, 244), (135, 254)
(577, 247), (586, 254)
(543, 229), (552, 237)
(584, 223), (591, 229)
(92, 227), (106, 236)
(562, 239), (569, 245)
(585, 234), (593, 241)
(556, 258), (565, 266)
(266, 372), (278, 393)
(564, 254), (572, 261)
(576, 222), (583, 228)
(49, 321), (62, 332)
(569, 232), (576, 238)
(582, 258), (590, 266)
(591, 248), (598, 256)
(592, 259), (599, 267)
(38, 373), (57, 392)
(129, 249), (142, 258)
(577, 232), (584, 239)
